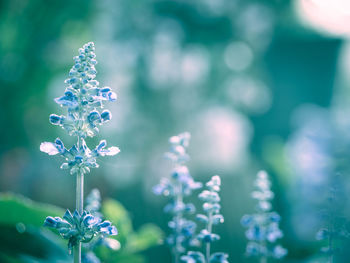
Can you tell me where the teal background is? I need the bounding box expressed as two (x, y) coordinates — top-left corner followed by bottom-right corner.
(1, 0), (350, 262)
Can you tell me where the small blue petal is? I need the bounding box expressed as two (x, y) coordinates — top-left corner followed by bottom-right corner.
(44, 216), (57, 228)
(101, 110), (112, 122)
(108, 91), (117, 101)
(49, 114), (61, 125)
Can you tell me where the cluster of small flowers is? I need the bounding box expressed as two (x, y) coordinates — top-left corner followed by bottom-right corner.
(241, 171), (287, 260)
(153, 132), (202, 258)
(40, 42), (120, 175)
(41, 43), (120, 262)
(51, 42), (116, 138)
(44, 209), (117, 254)
(82, 189), (120, 263)
(41, 138), (119, 175)
(182, 175), (228, 263)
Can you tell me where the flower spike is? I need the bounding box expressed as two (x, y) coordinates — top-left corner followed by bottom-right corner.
(182, 175), (228, 263)
(241, 171), (287, 261)
(40, 42), (120, 176)
(153, 132), (202, 261)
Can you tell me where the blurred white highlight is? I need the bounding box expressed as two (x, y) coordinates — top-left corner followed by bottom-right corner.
(296, 0), (350, 37)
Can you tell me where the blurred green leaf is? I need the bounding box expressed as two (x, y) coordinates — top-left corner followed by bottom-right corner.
(0, 193), (64, 228)
(261, 137), (292, 185)
(0, 225), (69, 263)
(105, 253), (145, 263)
(102, 198), (133, 245)
(98, 199), (163, 263)
(126, 224), (163, 253)
(0, 252), (20, 263)
(0, 193), (162, 262)
(0, 193), (69, 262)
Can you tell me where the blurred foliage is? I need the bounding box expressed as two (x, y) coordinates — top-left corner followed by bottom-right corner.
(0, 193), (162, 263)
(0, 193), (64, 227)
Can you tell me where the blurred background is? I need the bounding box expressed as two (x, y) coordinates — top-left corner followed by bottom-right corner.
(1, 0), (350, 262)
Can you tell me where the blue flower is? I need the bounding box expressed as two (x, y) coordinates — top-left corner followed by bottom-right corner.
(165, 132), (191, 163)
(100, 110), (112, 122)
(153, 132), (202, 260)
(54, 90), (79, 109)
(40, 138), (68, 156)
(44, 209), (117, 253)
(152, 178), (172, 196)
(246, 242), (266, 257)
(184, 175), (228, 263)
(181, 251), (205, 263)
(197, 229), (220, 243)
(273, 245), (288, 259)
(210, 252), (229, 263)
(41, 137), (119, 175)
(41, 42), (120, 160)
(49, 114), (62, 125)
(82, 189), (121, 262)
(93, 140), (120, 157)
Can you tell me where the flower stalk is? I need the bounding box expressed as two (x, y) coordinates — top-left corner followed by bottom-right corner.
(40, 42), (119, 262)
(241, 171), (287, 262)
(74, 170), (84, 263)
(182, 175), (229, 263)
(153, 132), (202, 262)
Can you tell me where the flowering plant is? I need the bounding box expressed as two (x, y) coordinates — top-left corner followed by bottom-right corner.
(153, 132), (202, 263)
(241, 171), (287, 263)
(40, 42), (119, 263)
(181, 175), (228, 263)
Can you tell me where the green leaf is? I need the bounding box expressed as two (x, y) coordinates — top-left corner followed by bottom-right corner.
(0, 252), (21, 263)
(101, 198), (133, 245)
(0, 193), (64, 228)
(105, 253), (145, 263)
(126, 224), (163, 253)
(0, 225), (69, 262)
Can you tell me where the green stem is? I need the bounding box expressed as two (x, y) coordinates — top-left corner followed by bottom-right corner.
(74, 171), (84, 263)
(76, 171), (84, 213)
(74, 244), (81, 263)
(174, 182), (183, 263)
(206, 211), (213, 263)
(260, 256), (267, 263)
(74, 136), (84, 263)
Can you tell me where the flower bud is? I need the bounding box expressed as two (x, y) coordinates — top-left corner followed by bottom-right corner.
(99, 221), (112, 228)
(88, 111), (101, 124)
(44, 216), (57, 228)
(49, 114), (61, 125)
(96, 140), (106, 151)
(101, 110), (112, 122)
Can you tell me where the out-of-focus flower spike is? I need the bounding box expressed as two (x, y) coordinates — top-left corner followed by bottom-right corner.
(153, 132), (201, 260)
(241, 170), (287, 260)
